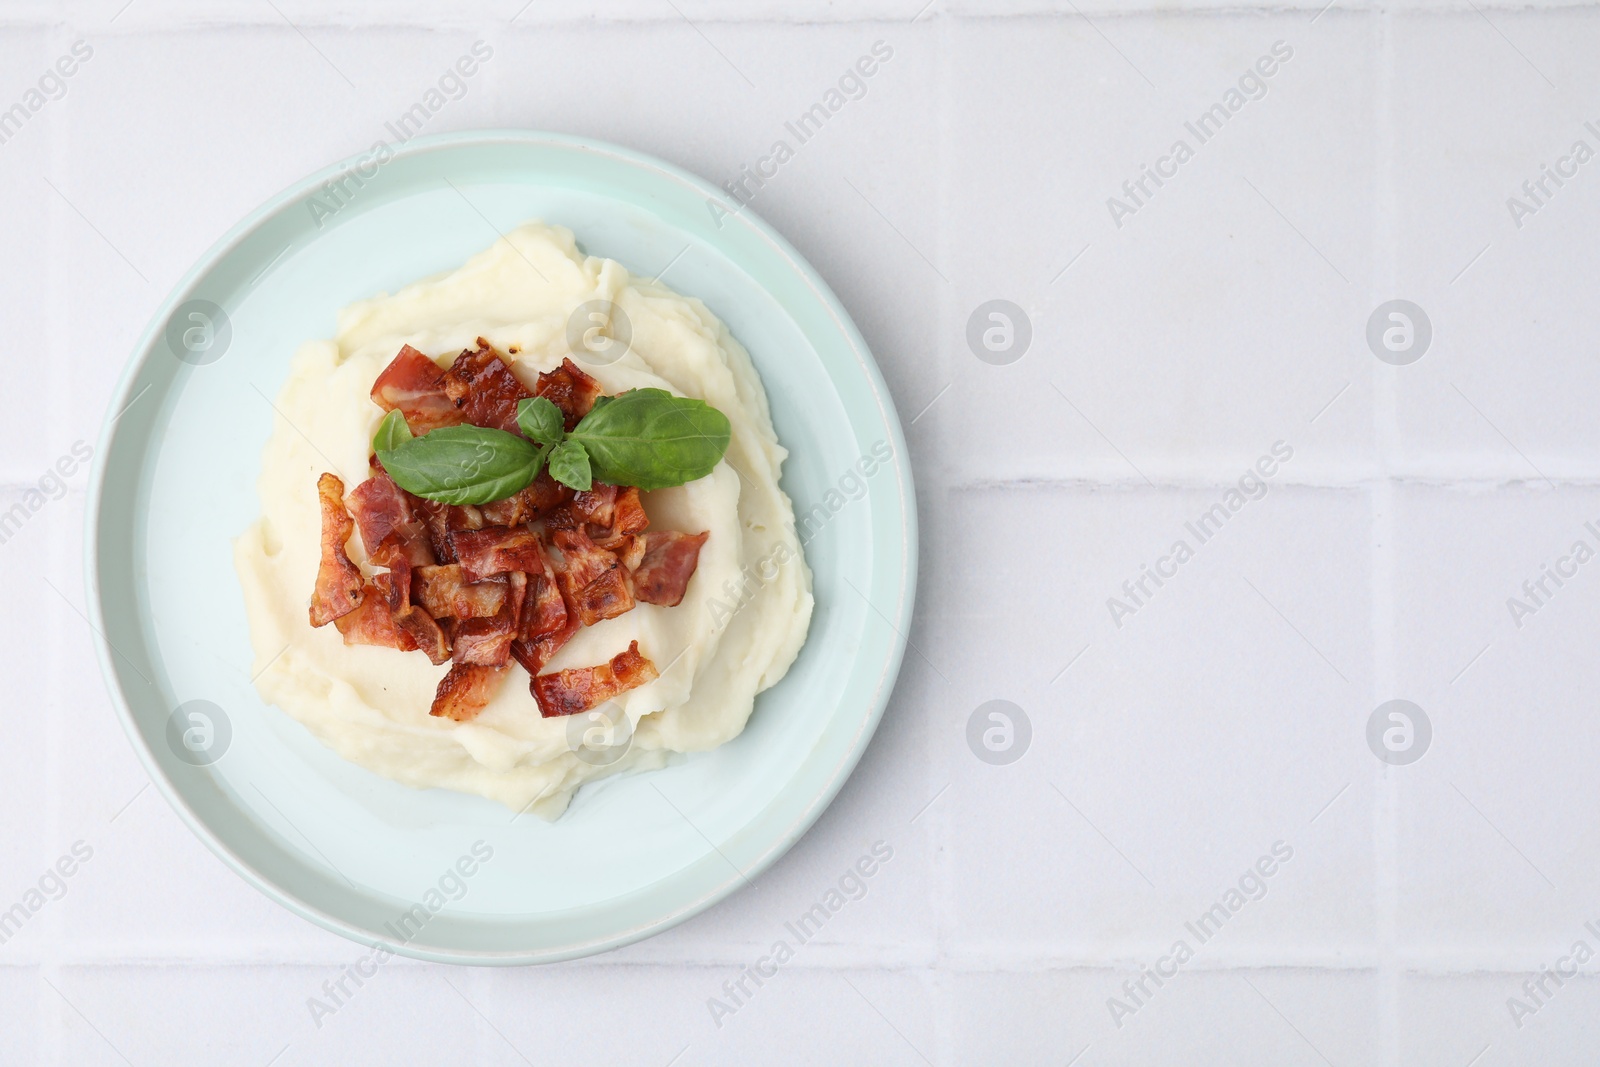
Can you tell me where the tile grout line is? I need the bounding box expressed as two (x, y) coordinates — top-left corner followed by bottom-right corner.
(1373, 9), (1401, 1066)
(2, 3), (1586, 30)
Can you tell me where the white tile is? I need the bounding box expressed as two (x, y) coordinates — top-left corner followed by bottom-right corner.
(1392, 484), (1600, 946)
(938, 13), (1381, 483)
(1399, 972), (1600, 1067)
(55, 963), (491, 1065)
(950, 967), (1379, 1066)
(1390, 10), (1600, 475)
(0, 487), (61, 920)
(934, 484), (1377, 951)
(0, 968), (39, 1064)
(690, 967), (933, 1066)
(0, 29), (64, 478)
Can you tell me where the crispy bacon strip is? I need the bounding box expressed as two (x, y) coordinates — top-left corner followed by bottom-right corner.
(599, 533), (645, 572)
(346, 473), (435, 565)
(480, 487), (538, 527)
(453, 573), (525, 668)
(553, 528), (634, 626)
(334, 583), (417, 651)
(573, 484), (618, 527)
(371, 345), (458, 433)
(632, 530), (709, 607)
(612, 486), (649, 535)
(484, 471), (573, 532)
(430, 662), (509, 722)
(553, 527), (616, 595)
(310, 473), (364, 626)
(395, 606), (451, 665)
(511, 617), (577, 677)
(369, 534), (423, 612)
(525, 469), (575, 513)
(372, 565), (409, 613)
(443, 339), (534, 434)
(452, 616), (518, 666)
(504, 570), (528, 627)
(415, 565), (506, 620)
(521, 551), (566, 639)
(413, 499), (484, 564)
(450, 525), (548, 582)
(535, 357), (603, 430)
(545, 483), (616, 533)
(531, 640), (659, 718)
(508, 542), (571, 674)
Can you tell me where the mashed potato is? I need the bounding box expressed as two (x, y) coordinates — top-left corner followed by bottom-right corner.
(235, 223), (812, 817)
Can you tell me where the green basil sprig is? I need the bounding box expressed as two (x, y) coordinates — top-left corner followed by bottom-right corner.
(373, 390), (729, 504)
(567, 389), (731, 490)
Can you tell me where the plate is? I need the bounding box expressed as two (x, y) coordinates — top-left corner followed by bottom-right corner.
(85, 130), (916, 963)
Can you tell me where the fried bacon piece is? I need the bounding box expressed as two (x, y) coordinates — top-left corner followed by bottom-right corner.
(368, 337), (536, 439)
(370, 345), (458, 433)
(520, 544), (567, 639)
(452, 573), (526, 668)
(430, 662), (509, 722)
(310, 473), (364, 626)
(345, 473), (407, 553)
(612, 486), (649, 536)
(632, 530), (709, 607)
(347, 474), (435, 565)
(511, 617), (577, 677)
(544, 486), (604, 531)
(509, 542), (572, 674)
(484, 471), (574, 531)
(450, 525), (548, 582)
(600, 534), (645, 572)
(535, 357), (603, 430)
(531, 640), (659, 718)
(504, 570), (528, 627)
(395, 606), (451, 664)
(412, 499), (455, 564)
(572, 484), (618, 527)
(553, 528), (634, 626)
(413, 499), (484, 564)
(547, 483), (648, 540)
(442, 339), (534, 434)
(452, 615), (518, 666)
(480, 487), (537, 527)
(588, 489), (647, 566)
(334, 583), (417, 651)
(525, 469), (575, 512)
(368, 534), (422, 613)
(552, 526), (618, 593)
(414, 565), (506, 620)
(571, 568), (632, 626)
(372, 566), (409, 613)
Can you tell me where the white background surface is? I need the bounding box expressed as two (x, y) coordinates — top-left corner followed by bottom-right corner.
(4, 0), (1599, 1063)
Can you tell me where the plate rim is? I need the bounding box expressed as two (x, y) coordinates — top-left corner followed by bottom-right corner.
(84, 127), (918, 964)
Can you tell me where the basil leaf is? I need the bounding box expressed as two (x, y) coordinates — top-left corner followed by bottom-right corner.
(372, 409), (413, 453)
(516, 396), (565, 445)
(568, 390), (730, 490)
(379, 425), (545, 505)
(547, 438), (592, 491)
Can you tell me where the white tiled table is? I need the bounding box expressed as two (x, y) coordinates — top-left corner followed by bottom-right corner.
(6, 1), (1599, 1062)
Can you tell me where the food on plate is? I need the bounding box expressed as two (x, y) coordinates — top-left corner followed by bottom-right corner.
(235, 223), (813, 817)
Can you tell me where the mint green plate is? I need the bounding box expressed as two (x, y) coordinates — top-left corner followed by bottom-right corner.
(85, 130), (915, 963)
